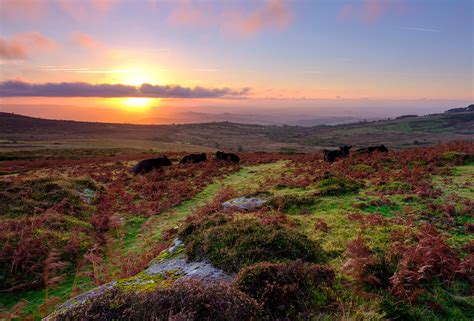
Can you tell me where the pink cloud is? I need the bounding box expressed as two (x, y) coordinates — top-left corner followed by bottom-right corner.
(226, 0), (293, 36)
(168, 0), (294, 36)
(55, 0), (118, 21)
(339, 0), (411, 23)
(0, 32), (57, 60)
(0, 0), (47, 21)
(72, 32), (102, 50)
(167, 0), (215, 28)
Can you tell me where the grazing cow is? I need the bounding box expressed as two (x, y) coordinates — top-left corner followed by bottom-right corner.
(179, 153), (207, 165)
(132, 156), (172, 174)
(355, 145), (389, 154)
(216, 151), (240, 163)
(322, 145), (352, 163)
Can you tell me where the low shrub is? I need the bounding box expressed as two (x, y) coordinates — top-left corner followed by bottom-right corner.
(0, 178), (82, 217)
(316, 177), (363, 196)
(53, 279), (261, 321)
(180, 213), (322, 272)
(235, 261), (335, 319)
(390, 224), (461, 301)
(268, 193), (315, 212)
(342, 237), (397, 290)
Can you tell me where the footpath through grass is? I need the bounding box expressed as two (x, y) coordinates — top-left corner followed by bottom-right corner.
(123, 161), (286, 254)
(0, 161), (286, 319)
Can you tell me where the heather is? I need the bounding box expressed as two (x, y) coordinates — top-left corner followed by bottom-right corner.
(1, 141), (473, 320)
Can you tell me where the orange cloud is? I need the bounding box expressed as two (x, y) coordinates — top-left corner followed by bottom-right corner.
(72, 32), (102, 50)
(339, 0), (411, 23)
(0, 32), (57, 60)
(168, 0), (294, 36)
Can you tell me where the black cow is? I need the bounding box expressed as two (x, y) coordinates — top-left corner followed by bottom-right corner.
(322, 145), (352, 163)
(132, 156), (172, 174)
(355, 145), (389, 154)
(179, 153), (207, 165)
(216, 151), (240, 163)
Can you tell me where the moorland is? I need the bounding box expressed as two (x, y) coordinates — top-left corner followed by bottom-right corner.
(0, 110), (473, 320)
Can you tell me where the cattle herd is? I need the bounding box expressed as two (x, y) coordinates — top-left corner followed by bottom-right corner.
(132, 145), (389, 174)
(132, 151), (239, 174)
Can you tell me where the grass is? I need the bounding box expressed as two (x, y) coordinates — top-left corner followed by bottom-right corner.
(2, 142), (473, 320)
(0, 161), (285, 319)
(122, 161), (287, 254)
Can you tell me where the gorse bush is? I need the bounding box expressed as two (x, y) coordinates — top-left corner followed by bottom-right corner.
(54, 279), (261, 321)
(180, 213), (322, 272)
(235, 261), (335, 319)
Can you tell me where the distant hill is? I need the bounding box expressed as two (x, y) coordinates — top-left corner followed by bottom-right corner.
(138, 111), (361, 127)
(445, 104), (474, 113)
(0, 110), (473, 152)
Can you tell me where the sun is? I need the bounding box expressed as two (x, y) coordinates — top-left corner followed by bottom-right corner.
(104, 97), (159, 112)
(125, 97), (153, 108)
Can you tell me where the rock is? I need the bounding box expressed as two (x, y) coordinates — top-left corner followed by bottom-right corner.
(45, 239), (232, 320)
(78, 188), (95, 203)
(145, 256), (232, 283)
(222, 196), (267, 211)
(168, 238), (183, 254)
(44, 281), (117, 320)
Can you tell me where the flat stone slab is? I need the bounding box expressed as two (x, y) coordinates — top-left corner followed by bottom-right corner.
(222, 196), (267, 211)
(145, 256), (232, 282)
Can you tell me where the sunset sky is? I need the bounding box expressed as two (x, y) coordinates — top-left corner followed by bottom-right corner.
(0, 0), (473, 123)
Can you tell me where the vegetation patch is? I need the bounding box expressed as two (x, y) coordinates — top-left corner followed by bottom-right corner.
(179, 213), (322, 272)
(52, 279), (261, 321)
(269, 193), (316, 213)
(316, 177), (364, 196)
(235, 261), (335, 319)
(0, 178), (82, 218)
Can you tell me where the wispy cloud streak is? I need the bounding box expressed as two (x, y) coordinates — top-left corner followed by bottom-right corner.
(404, 27), (441, 33)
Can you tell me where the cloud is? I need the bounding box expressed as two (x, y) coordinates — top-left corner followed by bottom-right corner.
(72, 32), (102, 50)
(0, 32), (57, 60)
(0, 0), (47, 21)
(0, 39), (28, 60)
(55, 0), (118, 21)
(339, 0), (411, 23)
(0, 0), (117, 22)
(140, 83), (250, 98)
(168, 0), (293, 36)
(404, 27), (440, 33)
(224, 0), (293, 36)
(0, 80), (251, 99)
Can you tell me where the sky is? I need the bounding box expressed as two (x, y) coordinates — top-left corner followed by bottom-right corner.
(0, 0), (473, 124)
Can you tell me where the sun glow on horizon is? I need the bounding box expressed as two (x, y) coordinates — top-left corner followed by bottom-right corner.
(105, 97), (159, 112)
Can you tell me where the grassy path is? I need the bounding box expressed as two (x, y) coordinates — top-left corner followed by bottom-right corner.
(0, 161), (285, 318)
(123, 161), (286, 254)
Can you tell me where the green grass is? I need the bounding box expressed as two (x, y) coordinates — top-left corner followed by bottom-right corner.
(0, 273), (93, 319)
(122, 161), (287, 254)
